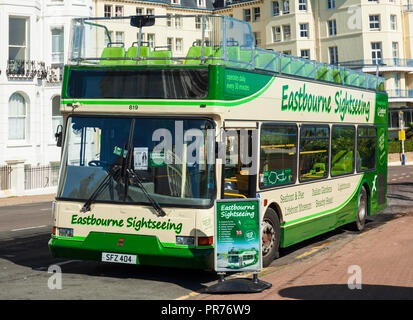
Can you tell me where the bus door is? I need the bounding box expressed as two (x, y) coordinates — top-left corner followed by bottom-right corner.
(221, 121), (258, 199)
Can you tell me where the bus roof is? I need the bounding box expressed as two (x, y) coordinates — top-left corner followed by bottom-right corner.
(67, 14), (384, 93)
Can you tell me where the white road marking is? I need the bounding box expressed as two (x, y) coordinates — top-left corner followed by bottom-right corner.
(11, 225), (47, 232)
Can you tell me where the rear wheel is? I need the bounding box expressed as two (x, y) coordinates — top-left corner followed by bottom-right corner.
(352, 186), (368, 231)
(262, 207), (280, 268)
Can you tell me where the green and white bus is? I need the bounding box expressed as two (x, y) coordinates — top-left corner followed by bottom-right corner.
(49, 14), (388, 269)
(227, 248), (259, 269)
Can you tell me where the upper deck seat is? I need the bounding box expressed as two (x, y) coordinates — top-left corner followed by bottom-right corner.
(150, 49), (172, 65)
(99, 42), (126, 65)
(124, 42), (151, 65)
(184, 42), (214, 65)
(213, 42), (241, 67)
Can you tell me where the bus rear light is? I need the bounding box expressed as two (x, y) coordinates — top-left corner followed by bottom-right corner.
(198, 236), (213, 246)
(52, 226), (57, 236)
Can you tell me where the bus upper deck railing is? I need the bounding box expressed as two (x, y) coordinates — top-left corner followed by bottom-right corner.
(69, 14), (385, 92)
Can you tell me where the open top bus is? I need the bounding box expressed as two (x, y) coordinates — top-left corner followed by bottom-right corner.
(49, 14), (388, 269)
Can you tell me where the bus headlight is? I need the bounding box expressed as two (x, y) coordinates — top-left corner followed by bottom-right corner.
(176, 236), (194, 246)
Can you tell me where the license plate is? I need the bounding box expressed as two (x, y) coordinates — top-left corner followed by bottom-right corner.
(101, 252), (138, 264)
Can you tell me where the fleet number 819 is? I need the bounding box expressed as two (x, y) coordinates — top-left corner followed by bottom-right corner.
(129, 105), (139, 110)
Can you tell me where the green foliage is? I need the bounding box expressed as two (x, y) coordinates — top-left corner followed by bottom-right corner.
(388, 139), (413, 153)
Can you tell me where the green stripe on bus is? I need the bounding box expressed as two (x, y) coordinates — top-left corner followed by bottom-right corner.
(281, 175), (363, 228)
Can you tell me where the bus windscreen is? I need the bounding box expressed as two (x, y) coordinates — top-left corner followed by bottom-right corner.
(66, 68), (209, 100)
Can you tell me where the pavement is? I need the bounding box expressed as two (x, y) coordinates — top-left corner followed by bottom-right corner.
(0, 194), (55, 207)
(194, 211), (413, 300)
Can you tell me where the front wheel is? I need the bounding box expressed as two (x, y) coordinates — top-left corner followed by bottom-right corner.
(261, 208), (280, 268)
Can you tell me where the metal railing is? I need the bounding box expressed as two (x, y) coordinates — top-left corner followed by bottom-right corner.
(341, 58), (413, 69)
(6, 60), (47, 79)
(24, 165), (60, 190)
(387, 89), (413, 98)
(0, 166), (12, 191)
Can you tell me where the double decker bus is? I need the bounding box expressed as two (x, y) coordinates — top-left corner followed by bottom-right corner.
(49, 14), (388, 269)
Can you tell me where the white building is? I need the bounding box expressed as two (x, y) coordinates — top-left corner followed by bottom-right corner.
(0, 0), (93, 167)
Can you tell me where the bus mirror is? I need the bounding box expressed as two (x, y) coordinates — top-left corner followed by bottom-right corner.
(55, 124), (63, 147)
(130, 15), (155, 28)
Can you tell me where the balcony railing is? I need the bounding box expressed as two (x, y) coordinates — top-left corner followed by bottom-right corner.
(404, 4), (413, 12)
(340, 59), (413, 69)
(6, 60), (47, 79)
(46, 64), (64, 83)
(387, 89), (413, 98)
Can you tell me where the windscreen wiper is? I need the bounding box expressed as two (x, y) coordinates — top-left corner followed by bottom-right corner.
(80, 163), (123, 213)
(125, 168), (166, 217)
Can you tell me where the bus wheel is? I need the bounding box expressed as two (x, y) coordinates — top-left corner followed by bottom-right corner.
(352, 186), (367, 231)
(262, 208), (280, 268)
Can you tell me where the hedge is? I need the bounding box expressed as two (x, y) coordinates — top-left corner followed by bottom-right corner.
(388, 140), (413, 153)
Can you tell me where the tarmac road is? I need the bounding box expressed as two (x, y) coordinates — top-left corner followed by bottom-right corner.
(0, 166), (412, 300)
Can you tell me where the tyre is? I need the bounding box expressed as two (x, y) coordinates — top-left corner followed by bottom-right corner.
(351, 186), (368, 231)
(261, 207), (280, 268)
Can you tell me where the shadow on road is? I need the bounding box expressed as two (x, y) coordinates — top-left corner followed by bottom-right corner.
(0, 231), (218, 295)
(278, 284), (413, 300)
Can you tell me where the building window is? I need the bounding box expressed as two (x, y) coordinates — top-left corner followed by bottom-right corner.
(298, 0), (307, 11)
(371, 42), (382, 65)
(328, 20), (337, 36)
(327, 0), (335, 9)
(253, 7), (261, 22)
(167, 37), (173, 51)
(115, 6), (123, 17)
(104, 5), (112, 18)
(272, 26), (281, 42)
(390, 15), (397, 30)
(115, 31), (124, 44)
(283, 0), (290, 14)
(392, 42), (399, 60)
(300, 23), (309, 38)
(104, 31), (113, 47)
(253, 32), (261, 46)
(272, 1), (279, 16)
(171, 0), (180, 4)
(9, 17), (28, 61)
(300, 49), (310, 59)
(52, 96), (62, 139)
(147, 34), (155, 48)
(8, 93), (27, 141)
(244, 9), (251, 22)
(51, 27), (64, 64)
(175, 38), (183, 52)
(136, 8), (143, 15)
(369, 15), (380, 30)
(146, 9), (154, 15)
(175, 16), (183, 28)
(329, 46), (338, 64)
(283, 25), (291, 41)
(197, 0), (206, 7)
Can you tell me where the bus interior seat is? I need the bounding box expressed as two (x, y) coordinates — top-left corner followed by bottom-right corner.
(99, 42), (126, 65)
(124, 42), (151, 65)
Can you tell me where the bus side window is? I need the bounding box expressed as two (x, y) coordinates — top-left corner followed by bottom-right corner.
(357, 126), (377, 172)
(259, 123), (297, 188)
(299, 125), (330, 182)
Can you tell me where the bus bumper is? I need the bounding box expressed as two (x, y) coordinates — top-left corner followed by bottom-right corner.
(48, 232), (214, 270)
